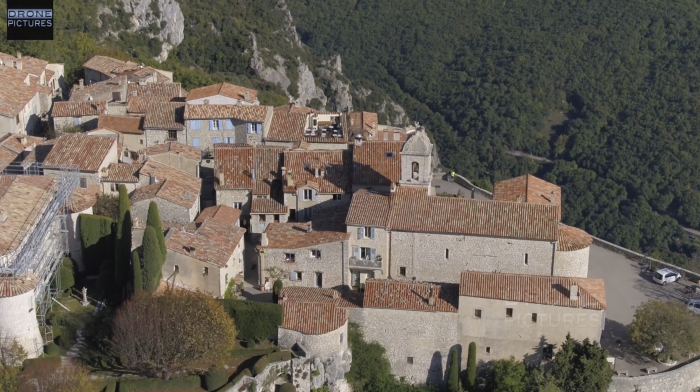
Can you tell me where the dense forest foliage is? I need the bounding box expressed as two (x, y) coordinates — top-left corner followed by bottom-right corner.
(1, 0), (700, 267)
(286, 0), (700, 267)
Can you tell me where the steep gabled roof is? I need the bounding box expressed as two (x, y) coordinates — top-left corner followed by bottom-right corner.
(214, 145), (283, 190)
(363, 280), (459, 313)
(183, 104), (269, 122)
(493, 174), (562, 219)
(352, 141), (403, 186)
(42, 134), (115, 173)
(283, 150), (352, 194)
(166, 213), (246, 268)
(186, 82), (258, 103)
(144, 141), (200, 162)
(97, 115), (143, 134)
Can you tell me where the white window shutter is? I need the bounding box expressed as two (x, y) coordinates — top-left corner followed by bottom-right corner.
(256, 123), (262, 134)
(353, 247), (360, 259)
(358, 227), (364, 239)
(311, 190), (317, 201)
(289, 271), (297, 281)
(370, 227), (376, 239)
(370, 248), (377, 261)
(247, 123), (253, 134)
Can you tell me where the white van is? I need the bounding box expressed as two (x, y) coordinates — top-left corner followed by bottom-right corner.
(689, 299), (700, 314)
(653, 268), (681, 285)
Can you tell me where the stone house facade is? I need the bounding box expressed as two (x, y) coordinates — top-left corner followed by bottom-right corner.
(131, 194), (198, 224)
(143, 142), (201, 178)
(249, 198), (289, 238)
(183, 104), (273, 151)
(51, 101), (107, 133)
(98, 163), (141, 196)
(90, 114), (145, 161)
(0, 54), (54, 135)
(42, 134), (118, 188)
(142, 102), (186, 148)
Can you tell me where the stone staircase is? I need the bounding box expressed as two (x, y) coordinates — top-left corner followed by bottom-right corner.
(60, 330), (87, 368)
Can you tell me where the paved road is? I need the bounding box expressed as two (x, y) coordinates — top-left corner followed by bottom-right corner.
(588, 245), (696, 375)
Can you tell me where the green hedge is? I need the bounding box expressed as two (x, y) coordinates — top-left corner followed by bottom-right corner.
(44, 342), (60, 356)
(104, 382), (117, 392)
(230, 346), (277, 358)
(117, 375), (201, 392)
(280, 383), (296, 392)
(203, 368), (228, 391)
(252, 351), (292, 376)
(230, 369), (252, 385)
(219, 300), (283, 344)
(78, 214), (114, 274)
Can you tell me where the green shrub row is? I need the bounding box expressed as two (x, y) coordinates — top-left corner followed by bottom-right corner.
(117, 375), (201, 392)
(218, 300), (283, 344)
(44, 342), (60, 356)
(103, 382), (117, 392)
(203, 368), (229, 391)
(229, 368), (252, 387)
(252, 351), (292, 376)
(229, 346), (277, 358)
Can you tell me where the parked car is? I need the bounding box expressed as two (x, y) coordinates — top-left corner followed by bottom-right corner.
(653, 268), (682, 285)
(688, 299), (700, 314)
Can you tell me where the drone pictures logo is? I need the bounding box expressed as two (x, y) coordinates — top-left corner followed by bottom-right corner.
(6, 0), (53, 40)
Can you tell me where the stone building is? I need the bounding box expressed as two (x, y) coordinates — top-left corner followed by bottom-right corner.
(282, 149), (352, 222)
(351, 140), (403, 193)
(265, 109), (349, 151)
(397, 129), (434, 194)
(127, 82), (184, 100)
(143, 142), (201, 178)
(69, 76), (128, 104)
(131, 160), (202, 225)
(0, 57), (54, 135)
(214, 144), (284, 219)
(163, 205), (246, 297)
(493, 174), (563, 220)
(0, 133), (45, 172)
(64, 184), (100, 268)
(87, 114), (145, 161)
(98, 163), (141, 196)
(258, 218), (350, 290)
(142, 102), (186, 147)
(183, 104), (273, 151)
(185, 82), (259, 106)
(42, 134), (118, 188)
(51, 101), (107, 132)
(0, 51), (65, 98)
(82, 55), (172, 85)
(249, 198), (289, 238)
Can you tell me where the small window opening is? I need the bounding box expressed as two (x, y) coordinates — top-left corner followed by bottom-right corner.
(524, 253), (529, 265)
(399, 267), (406, 277)
(486, 347), (491, 354)
(386, 151), (394, 158)
(474, 309), (482, 318)
(285, 253), (295, 262)
(202, 267), (209, 276)
(174, 265), (179, 273)
(506, 308), (513, 318)
(445, 249), (449, 259)
(407, 357), (414, 364)
(532, 313), (538, 323)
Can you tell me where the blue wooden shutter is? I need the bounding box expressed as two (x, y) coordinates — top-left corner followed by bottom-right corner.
(256, 123), (262, 134)
(192, 137), (200, 147)
(370, 227), (376, 239)
(370, 248), (377, 261)
(226, 119), (233, 130)
(218, 120), (224, 130)
(357, 227), (364, 239)
(213, 137), (220, 144)
(246, 123), (253, 134)
(311, 190), (317, 201)
(353, 247), (360, 259)
(209, 120), (214, 130)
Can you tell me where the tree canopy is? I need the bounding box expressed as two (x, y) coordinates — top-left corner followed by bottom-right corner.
(629, 300), (700, 362)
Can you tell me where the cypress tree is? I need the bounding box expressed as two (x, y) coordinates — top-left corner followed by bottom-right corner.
(448, 348), (461, 392)
(146, 201), (166, 262)
(465, 342), (477, 392)
(132, 250), (143, 294)
(115, 185), (132, 290)
(142, 226), (163, 291)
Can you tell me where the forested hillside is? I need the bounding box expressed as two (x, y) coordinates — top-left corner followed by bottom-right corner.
(286, 0), (700, 267)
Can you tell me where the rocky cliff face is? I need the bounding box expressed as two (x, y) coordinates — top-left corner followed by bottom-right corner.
(120, 0), (184, 62)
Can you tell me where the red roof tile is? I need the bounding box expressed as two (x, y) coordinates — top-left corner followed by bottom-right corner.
(283, 150), (352, 194)
(52, 101), (107, 117)
(166, 216), (246, 268)
(69, 76), (127, 102)
(214, 145), (283, 190)
(127, 82), (182, 98)
(143, 102), (185, 130)
(195, 205), (242, 226)
(363, 280), (459, 313)
(101, 163), (141, 183)
(557, 225), (593, 251)
(126, 96), (174, 114)
(83, 55), (139, 76)
(144, 142), (200, 162)
(261, 221), (349, 249)
(280, 302), (348, 335)
(0, 175), (55, 257)
(251, 198), (288, 214)
(345, 189), (391, 227)
(0, 66), (51, 117)
(186, 82), (258, 103)
(493, 175), (562, 219)
(97, 114), (143, 134)
(352, 141), (403, 185)
(268, 111), (308, 141)
(459, 271), (606, 310)
(135, 161), (201, 208)
(66, 184), (100, 213)
(42, 134), (115, 173)
(183, 104), (269, 122)
(0, 275), (38, 298)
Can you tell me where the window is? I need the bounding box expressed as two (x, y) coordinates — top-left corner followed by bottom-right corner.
(168, 130), (177, 140)
(259, 215), (266, 223)
(210, 120), (220, 130)
(233, 202), (242, 209)
(310, 249), (321, 259)
(74, 117), (82, 126)
(303, 189), (313, 201)
(202, 267), (209, 276)
(191, 120), (201, 130)
(407, 357), (414, 365)
(543, 345), (554, 360)
(524, 253), (529, 265)
(246, 123), (253, 134)
(399, 267), (406, 277)
(485, 347), (491, 354)
(296, 272), (303, 281)
(192, 137), (200, 147)
(15, 115), (19, 124)
(256, 123), (262, 134)
(226, 119), (233, 130)
(285, 253), (296, 262)
(174, 265), (179, 273)
(110, 183), (116, 192)
(506, 308), (513, 318)
(357, 226), (375, 239)
(140, 139), (144, 145)
(224, 137), (234, 143)
(474, 309), (482, 319)
(340, 333), (344, 344)
(386, 151), (394, 158)
(213, 137), (221, 144)
(412, 162), (419, 180)
(532, 313), (538, 323)
(445, 249), (449, 260)
(79, 178), (87, 188)
(332, 194), (342, 201)
(356, 247), (375, 260)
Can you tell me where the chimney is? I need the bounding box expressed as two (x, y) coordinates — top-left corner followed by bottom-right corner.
(320, 167), (326, 178)
(354, 134), (363, 147)
(251, 168), (256, 182)
(20, 137), (27, 146)
(332, 290), (340, 299)
(150, 175), (158, 185)
(314, 167), (319, 178)
(16, 52), (21, 59)
(306, 222), (313, 233)
(203, 99), (210, 105)
(550, 191), (557, 205)
(218, 173), (225, 184)
(14, 60), (22, 70)
(261, 231), (269, 247)
(189, 247), (197, 256)
(281, 166), (287, 177)
(516, 195), (523, 203)
(244, 91), (250, 101)
(570, 284), (579, 301)
(286, 172), (295, 188)
(79, 79), (84, 89)
(132, 90), (137, 96)
(427, 285), (436, 306)
(0, 210), (7, 223)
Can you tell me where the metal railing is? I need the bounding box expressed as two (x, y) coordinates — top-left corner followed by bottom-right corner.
(349, 257), (383, 269)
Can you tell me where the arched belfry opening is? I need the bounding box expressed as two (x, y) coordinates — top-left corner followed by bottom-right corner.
(412, 162), (420, 180)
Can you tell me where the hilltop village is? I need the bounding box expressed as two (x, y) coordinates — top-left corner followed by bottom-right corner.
(0, 53), (607, 389)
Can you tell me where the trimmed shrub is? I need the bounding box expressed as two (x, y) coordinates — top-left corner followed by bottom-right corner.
(203, 368), (229, 391)
(78, 214), (114, 274)
(104, 381), (117, 392)
(62, 257), (74, 270)
(58, 265), (75, 293)
(115, 185), (132, 290)
(230, 368), (252, 386)
(447, 348), (461, 392)
(116, 375), (201, 392)
(146, 202), (166, 261)
(22, 355), (60, 372)
(230, 346), (276, 358)
(219, 300), (283, 344)
(141, 226), (163, 291)
(272, 279), (283, 302)
(44, 342), (60, 356)
(466, 342), (477, 391)
(252, 351), (292, 376)
(280, 383), (296, 392)
(132, 250), (143, 294)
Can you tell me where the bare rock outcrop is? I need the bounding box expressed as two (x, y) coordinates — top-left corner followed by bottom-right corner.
(120, 0), (184, 62)
(296, 61), (328, 107)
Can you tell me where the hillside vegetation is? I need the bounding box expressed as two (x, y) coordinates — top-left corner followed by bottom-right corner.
(287, 0), (700, 267)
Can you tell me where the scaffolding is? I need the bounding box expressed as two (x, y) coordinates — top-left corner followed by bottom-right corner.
(1, 162), (79, 345)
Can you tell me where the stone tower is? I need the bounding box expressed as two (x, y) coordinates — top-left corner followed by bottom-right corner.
(399, 127), (434, 194)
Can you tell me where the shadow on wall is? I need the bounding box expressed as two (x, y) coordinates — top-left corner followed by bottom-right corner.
(600, 318), (651, 373)
(523, 335), (549, 366)
(428, 351), (443, 386)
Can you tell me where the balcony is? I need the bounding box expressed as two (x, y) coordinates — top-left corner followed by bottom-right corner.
(349, 257), (382, 270)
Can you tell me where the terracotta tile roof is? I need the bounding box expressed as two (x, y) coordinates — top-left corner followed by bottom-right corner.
(52, 101), (107, 117)
(20, 139), (55, 166)
(186, 82), (258, 103)
(0, 133), (44, 153)
(268, 111), (308, 141)
(127, 82), (182, 98)
(69, 76), (127, 101)
(280, 302), (348, 335)
(363, 280), (459, 313)
(274, 103), (318, 114)
(0, 175), (55, 257)
(144, 142), (200, 162)
(135, 161), (201, 208)
(352, 141), (403, 185)
(83, 55), (139, 76)
(214, 145), (283, 190)
(278, 287), (363, 309)
(195, 204), (242, 226)
(143, 102), (185, 130)
(252, 178), (276, 196)
(251, 198), (288, 214)
(0, 52), (49, 77)
(127, 96), (175, 114)
(283, 150), (352, 194)
(345, 189), (391, 227)
(348, 111), (378, 136)
(42, 134), (115, 173)
(166, 213), (246, 267)
(261, 221), (349, 249)
(97, 115), (143, 134)
(120, 67), (171, 83)
(183, 104), (268, 122)
(459, 271), (606, 310)
(0, 275), (38, 298)
(557, 225), (593, 251)
(0, 148), (17, 170)
(45, 69), (55, 81)
(101, 163), (141, 183)
(493, 174), (562, 219)
(0, 66), (50, 117)
(66, 184), (100, 213)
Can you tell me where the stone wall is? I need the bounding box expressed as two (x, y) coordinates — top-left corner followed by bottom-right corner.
(185, 118), (263, 150)
(147, 153), (199, 177)
(260, 240), (348, 289)
(278, 322), (348, 358)
(163, 240), (242, 297)
(132, 197), (196, 225)
(144, 129), (187, 148)
(390, 231), (556, 283)
(452, 174), (494, 200)
(217, 189), (252, 218)
(346, 224), (389, 280)
(66, 206), (93, 271)
(553, 247), (590, 278)
(0, 290), (44, 359)
(351, 307), (460, 386)
(53, 115), (99, 132)
(608, 357), (700, 392)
